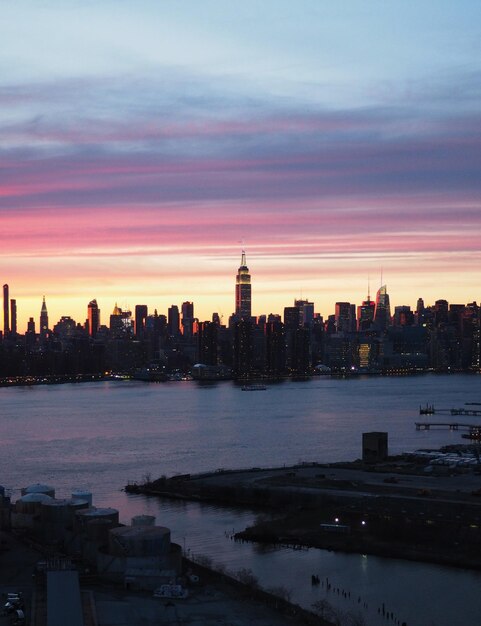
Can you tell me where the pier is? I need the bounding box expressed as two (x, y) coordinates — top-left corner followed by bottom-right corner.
(415, 422), (481, 432)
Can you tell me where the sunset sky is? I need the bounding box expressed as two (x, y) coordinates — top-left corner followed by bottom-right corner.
(1, 1), (481, 331)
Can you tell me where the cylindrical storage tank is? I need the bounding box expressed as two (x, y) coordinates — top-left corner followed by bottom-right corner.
(76, 507), (119, 528)
(108, 526), (170, 557)
(86, 518), (117, 546)
(68, 498), (89, 513)
(21, 483), (55, 498)
(40, 499), (74, 526)
(71, 490), (93, 507)
(131, 515), (156, 527)
(16, 493), (53, 515)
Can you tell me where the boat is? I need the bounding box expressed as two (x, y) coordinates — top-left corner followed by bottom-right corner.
(419, 404), (435, 415)
(241, 384), (267, 391)
(462, 428), (481, 441)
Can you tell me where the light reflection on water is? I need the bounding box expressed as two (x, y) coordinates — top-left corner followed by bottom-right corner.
(1, 375), (481, 625)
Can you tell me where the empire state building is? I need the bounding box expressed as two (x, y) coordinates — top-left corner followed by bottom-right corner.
(235, 251), (251, 320)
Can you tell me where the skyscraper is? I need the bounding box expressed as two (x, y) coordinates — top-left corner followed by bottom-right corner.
(335, 302), (356, 333)
(181, 301), (194, 339)
(3, 284), (9, 336)
(88, 299), (100, 338)
(168, 305), (180, 336)
(40, 296), (49, 338)
(357, 280), (375, 331)
(235, 251), (251, 320)
(10, 299), (17, 336)
(135, 304), (148, 339)
(374, 285), (391, 331)
(294, 299), (314, 328)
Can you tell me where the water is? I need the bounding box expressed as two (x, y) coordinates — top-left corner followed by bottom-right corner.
(1, 374), (481, 625)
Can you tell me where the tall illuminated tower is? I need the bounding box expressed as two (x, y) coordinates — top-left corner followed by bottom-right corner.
(3, 284), (9, 336)
(374, 285), (391, 331)
(235, 251), (251, 320)
(40, 296), (49, 337)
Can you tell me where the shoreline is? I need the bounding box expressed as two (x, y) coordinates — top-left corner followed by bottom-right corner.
(126, 455), (481, 572)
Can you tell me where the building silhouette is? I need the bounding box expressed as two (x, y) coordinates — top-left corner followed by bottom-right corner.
(168, 305), (180, 337)
(181, 301), (194, 339)
(3, 284), (9, 336)
(135, 305), (148, 340)
(197, 321), (218, 365)
(235, 251), (251, 320)
(10, 299), (17, 336)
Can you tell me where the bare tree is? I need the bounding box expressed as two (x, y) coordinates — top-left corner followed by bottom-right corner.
(235, 567), (259, 587)
(265, 585), (292, 602)
(312, 599), (343, 625)
(344, 611), (367, 626)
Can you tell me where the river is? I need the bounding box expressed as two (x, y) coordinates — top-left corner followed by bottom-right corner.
(0, 374), (480, 625)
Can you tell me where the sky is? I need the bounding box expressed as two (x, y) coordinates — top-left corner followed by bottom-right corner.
(1, 1), (481, 331)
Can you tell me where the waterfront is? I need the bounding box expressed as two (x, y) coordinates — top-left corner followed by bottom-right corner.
(1, 374), (481, 625)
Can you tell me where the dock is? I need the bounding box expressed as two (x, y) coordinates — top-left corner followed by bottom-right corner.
(415, 422), (481, 432)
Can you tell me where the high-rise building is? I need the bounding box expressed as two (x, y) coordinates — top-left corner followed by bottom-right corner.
(233, 319), (252, 377)
(283, 306), (300, 330)
(265, 320), (285, 376)
(294, 299), (314, 328)
(393, 306), (414, 327)
(358, 284), (375, 331)
(374, 285), (391, 331)
(110, 303), (131, 338)
(335, 302), (356, 333)
(87, 299), (100, 338)
(26, 317), (36, 350)
(197, 321), (218, 365)
(27, 317), (36, 334)
(168, 305), (180, 336)
(10, 299), (17, 336)
(435, 299), (449, 327)
(40, 296), (49, 338)
(235, 251), (251, 320)
(135, 304), (148, 340)
(181, 301), (194, 339)
(3, 284), (9, 336)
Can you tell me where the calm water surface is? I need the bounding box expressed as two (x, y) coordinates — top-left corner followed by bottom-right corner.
(1, 374), (480, 625)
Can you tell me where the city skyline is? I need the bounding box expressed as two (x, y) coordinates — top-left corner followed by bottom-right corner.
(1, 2), (480, 331)
(1, 255), (480, 336)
